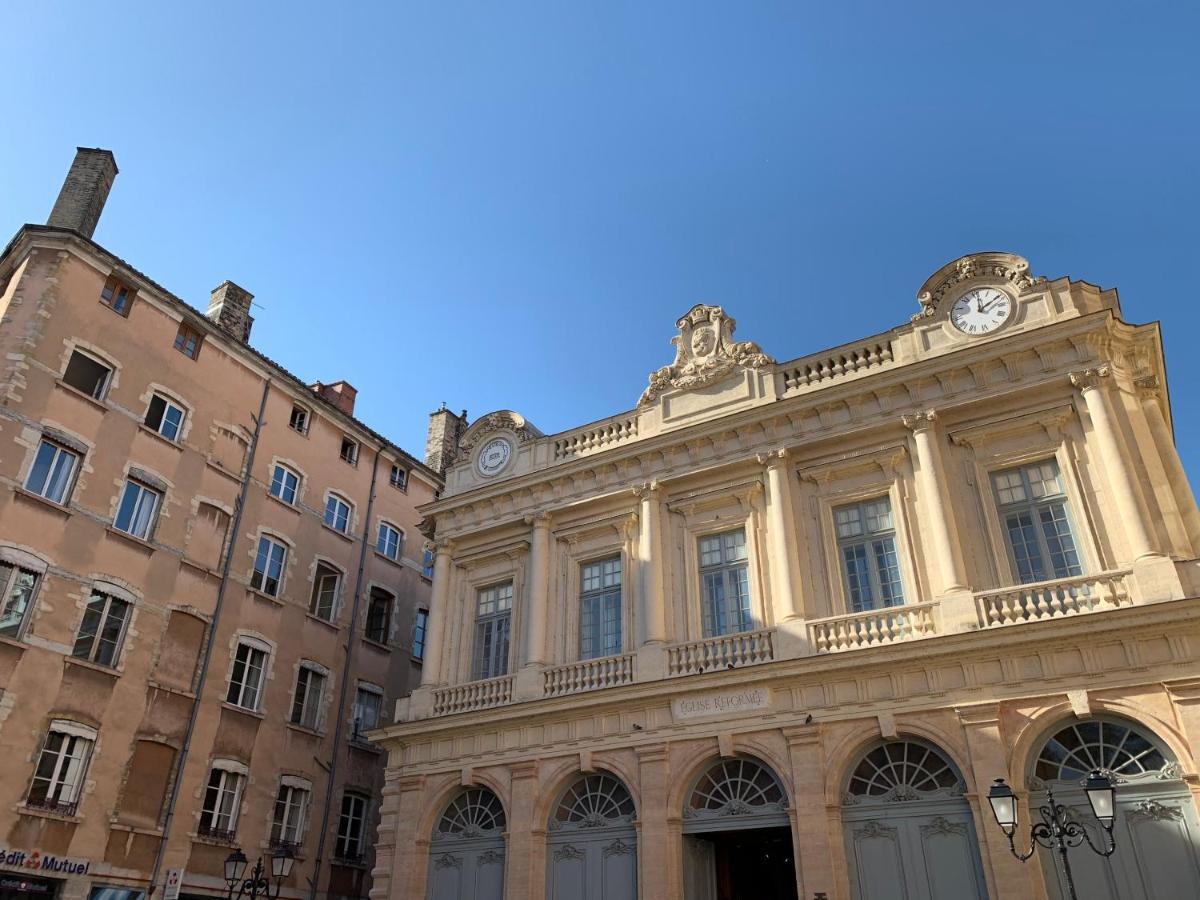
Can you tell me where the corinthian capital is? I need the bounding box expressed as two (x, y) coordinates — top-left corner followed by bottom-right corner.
(755, 448), (789, 468)
(901, 409), (937, 432)
(1069, 365), (1111, 393)
(523, 511), (552, 529)
(631, 480), (661, 501)
(1134, 373), (1161, 400)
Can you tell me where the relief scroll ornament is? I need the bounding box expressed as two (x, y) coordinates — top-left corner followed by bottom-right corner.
(639, 304), (775, 406)
(913, 252), (1045, 322)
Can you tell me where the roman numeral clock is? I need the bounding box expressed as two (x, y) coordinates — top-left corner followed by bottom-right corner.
(949, 286), (1013, 335)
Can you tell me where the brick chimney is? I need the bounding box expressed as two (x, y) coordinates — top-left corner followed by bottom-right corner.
(311, 381), (357, 416)
(425, 404), (468, 475)
(47, 148), (118, 240)
(207, 281), (255, 343)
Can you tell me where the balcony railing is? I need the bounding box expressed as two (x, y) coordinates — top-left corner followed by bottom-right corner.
(667, 628), (775, 677)
(975, 571), (1133, 627)
(24, 795), (79, 817)
(808, 600), (940, 653)
(432, 674), (514, 716)
(544, 653), (635, 697)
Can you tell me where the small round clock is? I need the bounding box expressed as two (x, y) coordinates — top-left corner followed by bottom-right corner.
(950, 287), (1012, 335)
(476, 437), (513, 477)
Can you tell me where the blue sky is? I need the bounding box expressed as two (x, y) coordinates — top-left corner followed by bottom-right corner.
(3, 2), (1199, 474)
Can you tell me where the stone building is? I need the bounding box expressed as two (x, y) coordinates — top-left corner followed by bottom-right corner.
(0, 150), (440, 900)
(374, 253), (1200, 899)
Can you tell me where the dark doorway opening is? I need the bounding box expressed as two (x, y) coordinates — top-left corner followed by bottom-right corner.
(705, 826), (798, 900)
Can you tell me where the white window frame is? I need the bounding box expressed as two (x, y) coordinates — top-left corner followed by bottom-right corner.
(352, 682), (384, 738)
(71, 589), (132, 667)
(269, 463), (300, 506)
(25, 438), (80, 505)
(62, 348), (113, 400)
(364, 588), (393, 644)
(113, 479), (162, 540)
(389, 464), (407, 490)
(26, 720), (97, 814)
(0, 557), (43, 640)
(227, 638), (270, 711)
(376, 521), (402, 560)
(145, 393), (187, 442)
(251, 535), (288, 597)
(335, 792), (369, 861)
(288, 404), (310, 435)
(200, 759), (247, 838)
(339, 437), (359, 467)
(271, 777), (311, 848)
(324, 493), (352, 534)
(290, 662), (327, 731)
(309, 562), (342, 621)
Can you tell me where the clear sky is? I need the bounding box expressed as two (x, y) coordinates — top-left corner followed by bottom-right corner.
(3, 2), (1198, 474)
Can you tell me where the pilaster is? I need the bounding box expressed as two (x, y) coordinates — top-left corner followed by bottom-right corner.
(505, 761), (543, 900)
(419, 538), (455, 687)
(636, 744), (681, 898)
(759, 449), (809, 658)
(783, 727), (835, 899)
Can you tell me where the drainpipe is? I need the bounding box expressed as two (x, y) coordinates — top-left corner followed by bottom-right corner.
(148, 379), (272, 895)
(308, 445), (381, 900)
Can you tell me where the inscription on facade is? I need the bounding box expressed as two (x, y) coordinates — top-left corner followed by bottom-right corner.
(673, 687), (772, 720)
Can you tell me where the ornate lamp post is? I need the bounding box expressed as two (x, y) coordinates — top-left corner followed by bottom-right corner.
(986, 770), (1117, 900)
(223, 847), (294, 900)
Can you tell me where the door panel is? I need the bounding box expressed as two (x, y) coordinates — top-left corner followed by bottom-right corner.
(548, 829), (637, 900)
(427, 845), (505, 900)
(915, 816), (985, 900)
(549, 845), (587, 900)
(683, 836), (717, 900)
(848, 822), (909, 900)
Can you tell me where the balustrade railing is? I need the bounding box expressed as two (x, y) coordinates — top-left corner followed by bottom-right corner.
(808, 601), (940, 653)
(975, 571), (1132, 627)
(667, 628), (775, 676)
(432, 675), (514, 716)
(552, 415), (639, 461)
(781, 340), (895, 393)
(543, 653), (635, 697)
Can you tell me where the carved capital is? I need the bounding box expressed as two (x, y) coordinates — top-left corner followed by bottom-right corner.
(433, 537), (456, 554)
(1135, 373), (1162, 400)
(523, 511), (552, 529)
(1069, 365), (1111, 394)
(901, 409), (937, 433)
(632, 480), (661, 501)
(755, 448), (789, 469)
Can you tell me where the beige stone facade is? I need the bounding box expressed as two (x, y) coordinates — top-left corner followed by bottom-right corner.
(0, 152), (439, 900)
(375, 252), (1200, 899)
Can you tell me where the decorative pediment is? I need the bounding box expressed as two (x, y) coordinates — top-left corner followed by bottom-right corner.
(459, 410), (544, 451)
(914, 252), (1045, 321)
(639, 305), (774, 406)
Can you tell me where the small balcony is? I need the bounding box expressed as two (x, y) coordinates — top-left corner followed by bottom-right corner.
(544, 653), (635, 697)
(666, 627), (776, 676)
(432, 674), (514, 716)
(974, 570), (1133, 627)
(808, 600), (940, 654)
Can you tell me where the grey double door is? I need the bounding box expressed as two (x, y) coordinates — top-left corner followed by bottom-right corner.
(843, 800), (988, 900)
(426, 841), (505, 900)
(547, 830), (638, 900)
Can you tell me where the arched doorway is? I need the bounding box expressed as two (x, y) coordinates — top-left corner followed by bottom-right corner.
(682, 757), (797, 900)
(426, 788), (506, 900)
(546, 773), (638, 900)
(1030, 716), (1200, 898)
(840, 739), (987, 900)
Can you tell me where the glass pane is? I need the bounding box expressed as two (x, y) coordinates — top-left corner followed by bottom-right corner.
(1, 568), (37, 637)
(44, 448), (78, 503)
(842, 543), (874, 612)
(872, 536), (905, 606)
(114, 483), (142, 532)
(94, 598), (129, 666)
(1038, 502), (1082, 578)
(863, 498), (893, 534)
(72, 593), (107, 659)
(1005, 510), (1046, 583)
(1025, 460), (1063, 499)
(992, 469), (1027, 505)
(161, 404), (183, 440)
(835, 505), (863, 538)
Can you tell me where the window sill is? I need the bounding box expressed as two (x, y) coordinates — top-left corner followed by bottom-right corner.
(109, 822), (163, 837)
(373, 550), (404, 569)
(322, 523), (354, 543)
(18, 803), (81, 824)
(105, 526), (157, 555)
(285, 722), (324, 739)
(331, 857), (367, 870)
(349, 737), (381, 755)
(136, 424), (184, 452)
(147, 679), (196, 699)
(54, 379), (109, 412)
(179, 557), (222, 579)
(305, 613), (341, 632)
(0, 634), (28, 653)
(361, 638), (392, 655)
(191, 831), (238, 848)
(12, 487), (73, 518)
(266, 492), (302, 515)
(248, 587), (286, 607)
(220, 701), (265, 721)
(204, 457), (243, 484)
(64, 655), (121, 678)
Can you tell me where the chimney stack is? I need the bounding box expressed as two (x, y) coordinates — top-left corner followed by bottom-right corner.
(47, 148), (118, 240)
(207, 281), (255, 343)
(425, 405), (468, 475)
(311, 381), (358, 417)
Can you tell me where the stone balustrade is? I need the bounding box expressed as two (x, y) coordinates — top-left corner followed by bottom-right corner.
(808, 600), (940, 653)
(781, 340), (895, 393)
(975, 571), (1132, 627)
(543, 653), (636, 697)
(666, 628), (776, 677)
(431, 675), (514, 716)
(551, 415), (639, 461)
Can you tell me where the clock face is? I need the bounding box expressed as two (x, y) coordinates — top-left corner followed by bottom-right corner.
(477, 438), (512, 476)
(950, 287), (1012, 335)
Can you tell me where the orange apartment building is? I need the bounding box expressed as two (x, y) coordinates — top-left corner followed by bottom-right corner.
(0, 150), (440, 900)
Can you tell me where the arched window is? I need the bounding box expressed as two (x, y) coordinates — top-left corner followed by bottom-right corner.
(844, 739), (964, 803)
(684, 757), (788, 832)
(1033, 718), (1174, 785)
(550, 774), (635, 830)
(435, 788), (506, 839)
(429, 788), (506, 900)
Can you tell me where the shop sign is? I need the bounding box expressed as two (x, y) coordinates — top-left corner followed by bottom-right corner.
(672, 686), (772, 720)
(164, 869), (184, 900)
(0, 848), (91, 877)
(0, 876), (54, 894)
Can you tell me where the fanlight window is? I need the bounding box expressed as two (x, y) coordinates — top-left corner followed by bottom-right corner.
(435, 788), (506, 840)
(846, 741), (963, 801)
(688, 758), (785, 816)
(551, 774), (635, 830)
(1035, 720), (1171, 784)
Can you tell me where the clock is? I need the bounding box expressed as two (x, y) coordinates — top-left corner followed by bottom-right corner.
(950, 287), (1012, 335)
(476, 437), (513, 477)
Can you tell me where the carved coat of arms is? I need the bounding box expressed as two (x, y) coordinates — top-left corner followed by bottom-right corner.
(639, 305), (774, 406)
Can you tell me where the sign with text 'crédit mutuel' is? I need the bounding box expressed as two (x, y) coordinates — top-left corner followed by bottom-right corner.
(0, 847), (91, 877)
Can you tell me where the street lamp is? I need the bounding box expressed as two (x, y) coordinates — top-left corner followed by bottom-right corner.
(986, 771), (1117, 900)
(223, 847), (294, 900)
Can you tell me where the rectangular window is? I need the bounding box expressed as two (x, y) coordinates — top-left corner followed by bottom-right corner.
(71, 590), (130, 667)
(0, 564), (40, 639)
(353, 685), (382, 737)
(290, 666), (326, 730)
(269, 464), (299, 505)
(364, 589), (392, 644)
(389, 465), (407, 490)
(834, 497), (906, 613)
(251, 536), (287, 596)
(62, 350), (112, 400)
(324, 495), (351, 533)
(25, 439), (79, 504)
(698, 529), (753, 637)
(113, 480), (161, 540)
(376, 523), (401, 560)
(580, 556), (622, 659)
(472, 582), (512, 680)
(144, 394), (186, 441)
(335, 793), (368, 861)
(226, 641), (268, 710)
(99, 276), (134, 316)
(271, 784), (310, 848)
(173, 324), (202, 360)
(309, 564), (340, 621)
(992, 459), (1084, 584)
(412, 609), (428, 661)
(199, 768), (244, 839)
(288, 405), (309, 434)
(421, 547), (435, 580)
(340, 437), (358, 466)
(27, 727), (94, 815)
